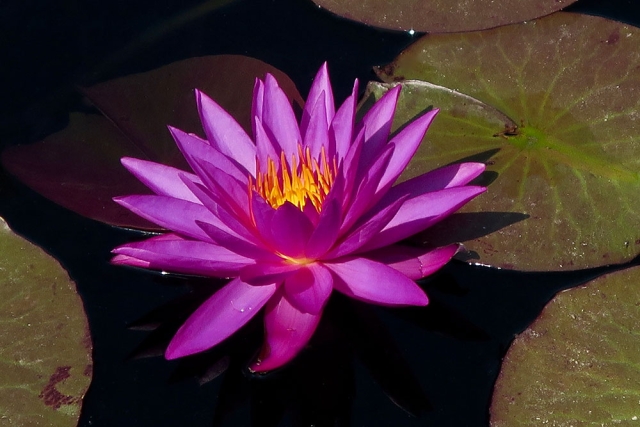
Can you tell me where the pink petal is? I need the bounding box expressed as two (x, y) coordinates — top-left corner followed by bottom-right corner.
(262, 74), (302, 161)
(325, 194), (407, 259)
(325, 257), (428, 306)
(112, 235), (254, 277)
(364, 244), (460, 280)
(283, 263), (333, 315)
(111, 254), (150, 268)
(197, 219), (277, 261)
(305, 198), (341, 259)
(250, 291), (321, 372)
(302, 94), (330, 158)
(121, 157), (202, 203)
(381, 162), (486, 206)
(239, 261), (300, 286)
(196, 90), (256, 175)
(362, 186), (487, 251)
(166, 278), (277, 359)
(254, 117), (279, 172)
(114, 195), (220, 242)
(330, 79), (358, 160)
(270, 202), (314, 258)
(356, 85), (401, 167)
(301, 62), (335, 137)
(376, 109), (439, 191)
(251, 78), (265, 135)
(169, 126), (250, 182)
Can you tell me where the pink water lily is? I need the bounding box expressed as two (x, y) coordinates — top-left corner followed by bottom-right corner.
(111, 63), (486, 372)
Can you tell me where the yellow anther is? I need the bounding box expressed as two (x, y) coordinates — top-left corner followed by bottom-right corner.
(250, 144), (337, 212)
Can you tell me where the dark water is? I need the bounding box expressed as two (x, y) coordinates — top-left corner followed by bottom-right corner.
(1, 0), (639, 425)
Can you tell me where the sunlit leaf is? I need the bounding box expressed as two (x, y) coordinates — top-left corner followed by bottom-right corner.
(312, 0), (576, 33)
(0, 217), (92, 425)
(490, 265), (640, 426)
(376, 12), (640, 271)
(2, 55), (303, 230)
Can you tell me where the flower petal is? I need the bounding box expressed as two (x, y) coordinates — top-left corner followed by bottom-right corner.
(301, 62), (335, 137)
(356, 85), (401, 167)
(362, 186), (487, 251)
(239, 261), (300, 286)
(197, 219), (277, 261)
(380, 162), (486, 206)
(283, 263), (333, 315)
(364, 244), (460, 280)
(254, 117), (279, 171)
(250, 291), (321, 372)
(121, 157), (202, 203)
(377, 109), (439, 191)
(330, 79), (358, 160)
(114, 195), (220, 242)
(326, 257), (428, 306)
(196, 90), (256, 175)
(166, 278), (277, 359)
(302, 94), (330, 159)
(169, 126), (250, 182)
(112, 234), (254, 277)
(305, 198), (341, 259)
(261, 74), (302, 161)
(270, 202), (314, 258)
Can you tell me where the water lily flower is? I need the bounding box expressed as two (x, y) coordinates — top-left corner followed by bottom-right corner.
(111, 63), (486, 372)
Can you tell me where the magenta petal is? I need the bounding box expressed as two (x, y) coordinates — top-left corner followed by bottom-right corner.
(254, 117), (279, 171)
(330, 79), (358, 160)
(169, 126), (250, 182)
(114, 195), (220, 242)
(364, 244), (460, 280)
(240, 262), (300, 286)
(196, 90), (256, 175)
(302, 94), (330, 158)
(270, 202), (314, 258)
(305, 198), (341, 259)
(363, 186), (487, 251)
(326, 194), (407, 259)
(301, 62), (335, 137)
(112, 236), (254, 277)
(283, 264), (333, 315)
(166, 278), (277, 359)
(326, 257), (428, 306)
(197, 220), (277, 261)
(356, 85), (401, 166)
(377, 109), (439, 191)
(111, 254), (150, 268)
(262, 74), (301, 160)
(251, 78), (265, 134)
(121, 157), (201, 203)
(250, 292), (321, 372)
(381, 162), (486, 206)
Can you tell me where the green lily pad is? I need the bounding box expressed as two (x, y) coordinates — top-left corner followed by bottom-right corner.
(376, 12), (640, 271)
(312, 0), (576, 33)
(490, 265), (640, 426)
(0, 217), (92, 425)
(2, 55), (303, 230)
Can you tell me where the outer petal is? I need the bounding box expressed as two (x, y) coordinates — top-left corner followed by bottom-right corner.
(302, 94), (330, 158)
(269, 202), (314, 258)
(356, 85), (401, 167)
(330, 79), (358, 160)
(376, 109), (439, 191)
(380, 162), (486, 206)
(262, 74), (302, 161)
(169, 126), (249, 183)
(166, 278), (277, 359)
(301, 62), (335, 137)
(121, 157), (202, 203)
(196, 90), (256, 175)
(283, 263), (333, 315)
(361, 186), (486, 251)
(114, 195), (220, 242)
(364, 244), (460, 280)
(305, 198), (341, 259)
(325, 257), (428, 306)
(250, 291), (322, 372)
(112, 236), (254, 277)
(197, 220), (278, 261)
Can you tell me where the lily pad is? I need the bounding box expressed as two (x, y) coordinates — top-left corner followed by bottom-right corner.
(376, 12), (640, 271)
(0, 217), (92, 425)
(2, 55), (303, 230)
(312, 0), (576, 33)
(490, 265), (640, 426)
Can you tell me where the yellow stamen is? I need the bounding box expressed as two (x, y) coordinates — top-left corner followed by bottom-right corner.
(250, 144), (337, 212)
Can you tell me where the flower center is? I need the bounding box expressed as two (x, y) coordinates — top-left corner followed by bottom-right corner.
(250, 144), (337, 212)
